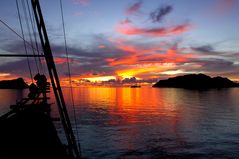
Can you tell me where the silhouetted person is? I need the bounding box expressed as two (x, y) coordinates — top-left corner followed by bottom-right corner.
(34, 73), (47, 91)
(28, 83), (38, 99)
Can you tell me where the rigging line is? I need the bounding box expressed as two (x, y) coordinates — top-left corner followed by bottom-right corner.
(25, 0), (41, 72)
(26, 0), (45, 74)
(16, 0), (33, 82)
(0, 18), (43, 56)
(60, 0), (81, 153)
(0, 18), (42, 55)
(22, 0), (39, 73)
(31, 15), (46, 75)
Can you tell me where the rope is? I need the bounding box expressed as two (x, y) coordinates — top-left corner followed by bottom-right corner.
(26, 0), (45, 74)
(0, 18), (42, 55)
(22, 0), (39, 73)
(16, 0), (33, 82)
(60, 0), (81, 154)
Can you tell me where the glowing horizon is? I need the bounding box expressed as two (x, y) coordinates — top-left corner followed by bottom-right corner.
(0, 0), (239, 84)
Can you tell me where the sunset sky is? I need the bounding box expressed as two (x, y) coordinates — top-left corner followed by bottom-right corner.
(0, 0), (239, 84)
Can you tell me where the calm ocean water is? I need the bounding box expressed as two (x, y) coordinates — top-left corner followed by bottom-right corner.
(1, 87), (239, 159)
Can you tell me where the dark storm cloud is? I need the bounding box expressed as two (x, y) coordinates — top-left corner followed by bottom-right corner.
(199, 59), (237, 72)
(183, 58), (239, 73)
(122, 77), (137, 83)
(191, 44), (239, 60)
(0, 37), (127, 78)
(192, 45), (214, 53)
(1, 36), (239, 81)
(0, 58), (39, 79)
(150, 5), (173, 23)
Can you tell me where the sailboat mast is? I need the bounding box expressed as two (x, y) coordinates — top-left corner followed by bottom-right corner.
(30, 0), (80, 158)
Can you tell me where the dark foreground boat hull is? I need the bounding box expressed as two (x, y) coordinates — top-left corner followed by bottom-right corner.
(0, 104), (70, 159)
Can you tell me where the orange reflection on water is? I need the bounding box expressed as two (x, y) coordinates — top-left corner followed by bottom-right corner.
(52, 87), (192, 152)
(0, 89), (26, 115)
(63, 87), (181, 125)
(44, 87), (239, 158)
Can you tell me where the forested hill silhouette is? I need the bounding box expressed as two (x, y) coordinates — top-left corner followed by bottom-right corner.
(153, 74), (239, 89)
(0, 78), (28, 89)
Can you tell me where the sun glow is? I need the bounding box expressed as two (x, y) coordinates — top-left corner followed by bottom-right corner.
(161, 70), (184, 75)
(83, 76), (116, 82)
(0, 73), (11, 77)
(0, 73), (19, 81)
(116, 64), (175, 79)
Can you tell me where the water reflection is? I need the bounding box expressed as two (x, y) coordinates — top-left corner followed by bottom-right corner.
(60, 87), (239, 159)
(0, 89), (26, 115)
(1, 87), (239, 158)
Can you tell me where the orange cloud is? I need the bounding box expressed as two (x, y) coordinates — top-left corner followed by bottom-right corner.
(156, 48), (194, 63)
(54, 57), (70, 64)
(105, 39), (196, 80)
(107, 39), (194, 67)
(114, 40), (164, 54)
(116, 23), (191, 37)
(0, 73), (18, 81)
(137, 48), (194, 65)
(116, 64), (175, 79)
(107, 56), (138, 66)
(42, 57), (70, 65)
(46, 57), (76, 65)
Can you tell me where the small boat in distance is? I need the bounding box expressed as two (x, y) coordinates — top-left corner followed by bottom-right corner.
(130, 85), (141, 88)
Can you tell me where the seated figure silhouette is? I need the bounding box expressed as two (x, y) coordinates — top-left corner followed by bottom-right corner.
(28, 83), (39, 99)
(34, 73), (47, 92)
(27, 74), (47, 99)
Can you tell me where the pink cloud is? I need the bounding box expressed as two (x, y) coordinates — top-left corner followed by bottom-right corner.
(42, 57), (75, 65)
(106, 46), (194, 66)
(125, 0), (143, 15)
(218, 0), (235, 10)
(116, 23), (192, 37)
(213, 0), (236, 15)
(106, 39), (195, 67)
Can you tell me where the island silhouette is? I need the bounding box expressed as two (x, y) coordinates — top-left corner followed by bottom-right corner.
(0, 78), (28, 89)
(153, 74), (239, 89)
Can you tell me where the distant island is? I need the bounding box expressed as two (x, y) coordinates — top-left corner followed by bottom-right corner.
(0, 78), (28, 89)
(153, 74), (239, 89)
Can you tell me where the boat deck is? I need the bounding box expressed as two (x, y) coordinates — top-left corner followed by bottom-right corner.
(0, 102), (72, 159)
